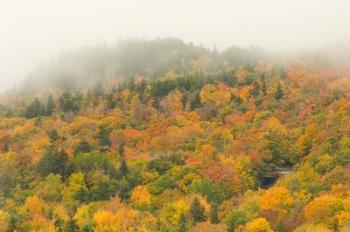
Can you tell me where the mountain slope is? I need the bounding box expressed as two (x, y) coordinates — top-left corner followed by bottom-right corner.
(13, 39), (268, 96)
(0, 40), (350, 231)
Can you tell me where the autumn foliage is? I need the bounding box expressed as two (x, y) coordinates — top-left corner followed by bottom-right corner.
(1, 40), (350, 231)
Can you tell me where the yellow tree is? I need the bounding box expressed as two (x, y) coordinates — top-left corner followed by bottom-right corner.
(160, 90), (184, 114)
(93, 210), (118, 232)
(160, 198), (191, 226)
(304, 195), (343, 229)
(260, 187), (293, 215)
(293, 224), (331, 232)
(62, 172), (87, 209)
(200, 83), (231, 107)
(93, 207), (139, 232)
(130, 186), (152, 209)
(20, 196), (47, 217)
(244, 218), (273, 232)
(0, 211), (7, 231)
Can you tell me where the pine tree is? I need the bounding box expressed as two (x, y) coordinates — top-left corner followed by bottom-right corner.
(209, 204), (219, 224)
(190, 197), (207, 223)
(96, 125), (111, 150)
(34, 98), (44, 116)
(250, 81), (260, 97)
(65, 218), (80, 232)
(74, 140), (91, 154)
(82, 224), (94, 232)
(118, 177), (131, 200)
(178, 213), (187, 232)
(118, 143), (125, 156)
(54, 217), (64, 232)
(106, 93), (116, 109)
(48, 129), (59, 142)
(75, 186), (88, 202)
(59, 92), (82, 113)
(6, 212), (18, 232)
(46, 94), (56, 116)
(37, 147), (69, 177)
(24, 98), (44, 118)
(274, 82), (284, 100)
(190, 93), (201, 110)
(119, 158), (128, 177)
(137, 79), (147, 102)
(261, 74), (267, 95)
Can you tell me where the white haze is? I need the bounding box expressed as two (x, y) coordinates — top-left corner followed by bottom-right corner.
(1, 0), (350, 92)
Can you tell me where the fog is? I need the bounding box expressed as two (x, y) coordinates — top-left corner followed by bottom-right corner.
(1, 0), (350, 92)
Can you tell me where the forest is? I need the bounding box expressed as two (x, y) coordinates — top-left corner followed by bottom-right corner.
(0, 39), (350, 232)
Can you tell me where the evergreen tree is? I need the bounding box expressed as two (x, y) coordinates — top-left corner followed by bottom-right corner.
(137, 79), (147, 102)
(46, 94), (56, 116)
(54, 217), (64, 232)
(37, 147), (69, 177)
(74, 140), (91, 154)
(59, 92), (82, 113)
(250, 81), (260, 97)
(190, 93), (201, 110)
(189, 197), (207, 223)
(24, 97), (44, 118)
(118, 143), (125, 156)
(48, 129), (59, 142)
(34, 98), (45, 116)
(65, 218), (80, 232)
(105, 93), (116, 109)
(96, 125), (112, 150)
(6, 211), (18, 232)
(81, 224), (94, 232)
(178, 213), (187, 232)
(119, 158), (128, 177)
(75, 186), (88, 202)
(261, 74), (267, 95)
(209, 204), (219, 224)
(118, 177), (131, 200)
(274, 82), (284, 100)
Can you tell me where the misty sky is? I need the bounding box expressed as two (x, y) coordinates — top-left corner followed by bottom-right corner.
(1, 0), (350, 92)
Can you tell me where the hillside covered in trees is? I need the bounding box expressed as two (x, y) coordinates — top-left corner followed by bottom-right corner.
(3, 39), (268, 98)
(0, 39), (350, 232)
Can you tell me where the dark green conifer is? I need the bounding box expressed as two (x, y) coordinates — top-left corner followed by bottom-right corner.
(96, 125), (111, 150)
(119, 158), (128, 177)
(209, 204), (219, 224)
(65, 218), (80, 232)
(46, 94), (56, 116)
(190, 197), (207, 223)
(274, 82), (284, 100)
